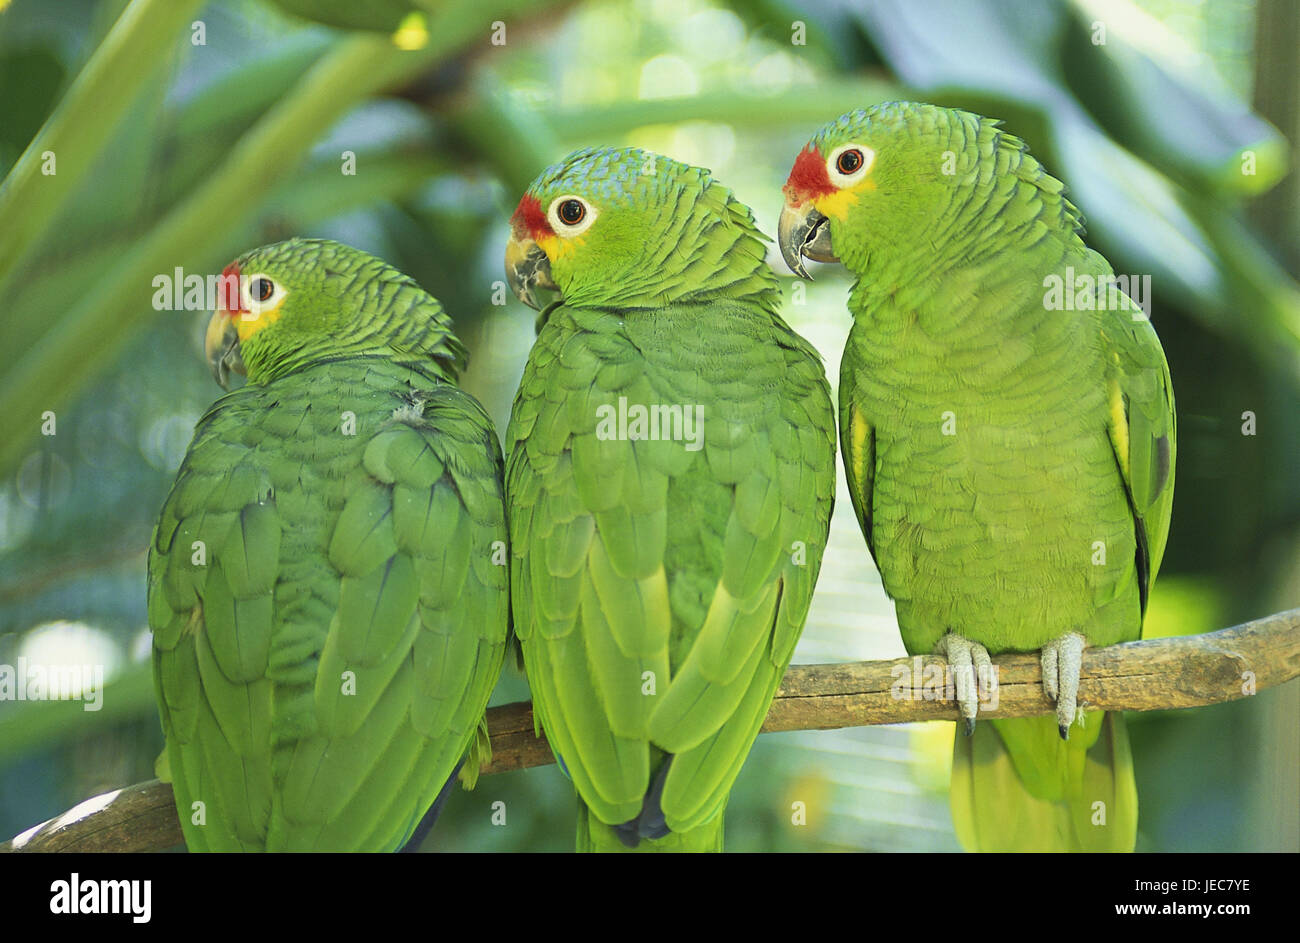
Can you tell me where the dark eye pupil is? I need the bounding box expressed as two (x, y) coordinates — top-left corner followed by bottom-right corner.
(838, 150), (862, 174)
(252, 278), (274, 302)
(559, 200), (585, 225)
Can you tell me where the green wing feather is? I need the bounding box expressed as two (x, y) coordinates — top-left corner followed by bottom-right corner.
(839, 372), (878, 569)
(1102, 310), (1177, 613)
(149, 364), (507, 851)
(508, 302), (835, 849)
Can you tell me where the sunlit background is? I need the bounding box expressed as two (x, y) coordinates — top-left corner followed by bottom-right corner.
(0, 0), (1296, 852)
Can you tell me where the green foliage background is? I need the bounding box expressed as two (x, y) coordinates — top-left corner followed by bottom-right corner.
(0, 0), (1296, 851)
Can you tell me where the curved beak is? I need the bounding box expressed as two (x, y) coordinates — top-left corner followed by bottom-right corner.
(778, 201), (838, 280)
(205, 311), (244, 391)
(505, 234), (557, 311)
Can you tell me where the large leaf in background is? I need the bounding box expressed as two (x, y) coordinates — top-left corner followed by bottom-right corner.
(542, 80), (903, 142)
(160, 30), (337, 204)
(4, 48), (179, 364)
(0, 0), (207, 294)
(0, 44), (65, 174)
(1065, 0), (1287, 196)
(268, 0), (422, 32)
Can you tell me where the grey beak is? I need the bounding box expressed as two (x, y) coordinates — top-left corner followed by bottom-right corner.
(505, 236), (557, 311)
(777, 202), (837, 280)
(205, 312), (244, 391)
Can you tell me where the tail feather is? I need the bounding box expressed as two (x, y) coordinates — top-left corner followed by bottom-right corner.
(397, 758), (464, 853)
(577, 797), (725, 852)
(950, 711), (1136, 852)
(399, 715), (492, 852)
(610, 756), (673, 846)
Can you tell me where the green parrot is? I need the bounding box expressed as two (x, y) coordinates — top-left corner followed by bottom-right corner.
(504, 147), (837, 852)
(148, 237), (508, 851)
(778, 103), (1175, 852)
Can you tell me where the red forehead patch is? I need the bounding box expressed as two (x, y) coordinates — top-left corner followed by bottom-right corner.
(511, 193), (551, 240)
(784, 145), (833, 204)
(218, 261), (245, 314)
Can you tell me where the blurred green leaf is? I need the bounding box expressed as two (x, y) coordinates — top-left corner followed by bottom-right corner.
(0, 662), (154, 769)
(0, 0), (206, 293)
(543, 81), (904, 142)
(267, 0), (421, 32)
(1064, 0), (1287, 196)
(0, 45), (66, 174)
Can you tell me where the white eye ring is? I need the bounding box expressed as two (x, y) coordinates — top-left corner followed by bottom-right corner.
(546, 195), (598, 237)
(240, 273), (288, 318)
(825, 143), (874, 188)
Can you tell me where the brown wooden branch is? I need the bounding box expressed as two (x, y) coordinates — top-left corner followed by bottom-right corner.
(5, 608), (1297, 853)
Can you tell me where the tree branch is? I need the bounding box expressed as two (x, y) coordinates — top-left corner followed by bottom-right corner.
(5, 608), (1297, 853)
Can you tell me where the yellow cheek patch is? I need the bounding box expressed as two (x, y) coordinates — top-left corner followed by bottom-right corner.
(813, 177), (876, 221)
(536, 234), (561, 260)
(537, 233), (583, 261)
(234, 298), (286, 342)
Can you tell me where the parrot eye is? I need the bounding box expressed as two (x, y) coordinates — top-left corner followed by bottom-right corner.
(240, 272), (286, 317)
(826, 143), (874, 188)
(559, 200), (585, 225)
(546, 194), (598, 237)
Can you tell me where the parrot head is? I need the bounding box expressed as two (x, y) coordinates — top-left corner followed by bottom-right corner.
(506, 146), (776, 311)
(779, 101), (1063, 280)
(204, 237), (466, 389)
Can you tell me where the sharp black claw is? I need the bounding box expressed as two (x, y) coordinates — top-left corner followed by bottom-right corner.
(1058, 723), (1070, 741)
(963, 717), (976, 736)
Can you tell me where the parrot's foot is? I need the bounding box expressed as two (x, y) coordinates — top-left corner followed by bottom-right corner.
(1040, 632), (1087, 739)
(934, 633), (993, 735)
